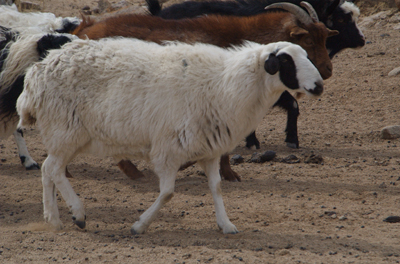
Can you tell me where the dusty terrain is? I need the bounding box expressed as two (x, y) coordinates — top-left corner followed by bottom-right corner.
(1, 1), (400, 263)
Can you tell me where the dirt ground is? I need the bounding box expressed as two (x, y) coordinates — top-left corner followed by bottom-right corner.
(1, 0), (400, 263)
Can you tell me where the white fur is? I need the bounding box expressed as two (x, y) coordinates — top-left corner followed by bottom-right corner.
(17, 38), (323, 234)
(0, 4), (80, 35)
(341, 2), (360, 22)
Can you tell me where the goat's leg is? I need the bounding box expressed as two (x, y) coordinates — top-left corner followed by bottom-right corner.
(131, 165), (177, 234)
(219, 154), (241, 182)
(245, 131), (260, 149)
(200, 158), (238, 234)
(13, 129), (40, 170)
(272, 91), (300, 149)
(117, 159), (145, 180)
(43, 154), (85, 229)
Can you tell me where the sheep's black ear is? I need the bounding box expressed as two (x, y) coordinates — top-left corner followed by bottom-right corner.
(264, 53), (280, 75)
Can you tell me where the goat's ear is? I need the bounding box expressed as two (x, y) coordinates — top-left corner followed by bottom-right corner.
(328, 29), (339, 37)
(289, 27), (309, 38)
(264, 53), (280, 75)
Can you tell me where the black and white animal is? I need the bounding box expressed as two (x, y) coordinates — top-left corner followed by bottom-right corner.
(0, 5), (79, 170)
(17, 39), (323, 234)
(146, 0), (365, 149)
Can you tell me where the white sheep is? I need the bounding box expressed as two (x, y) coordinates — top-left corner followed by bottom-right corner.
(17, 38), (323, 234)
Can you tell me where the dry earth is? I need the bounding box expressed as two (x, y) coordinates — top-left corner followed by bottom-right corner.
(1, 1), (400, 263)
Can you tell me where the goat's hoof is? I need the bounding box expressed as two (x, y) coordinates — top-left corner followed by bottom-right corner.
(286, 142), (298, 149)
(72, 216), (86, 229)
(220, 223), (239, 234)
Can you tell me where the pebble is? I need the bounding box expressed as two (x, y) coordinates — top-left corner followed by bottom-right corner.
(230, 154), (244, 165)
(250, 150), (276, 163)
(388, 67), (400, 76)
(305, 154), (323, 164)
(383, 216), (400, 223)
(381, 125), (400, 139)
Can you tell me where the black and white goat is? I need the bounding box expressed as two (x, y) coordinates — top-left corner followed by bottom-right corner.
(0, 5), (79, 169)
(146, 0), (365, 149)
(17, 39), (323, 234)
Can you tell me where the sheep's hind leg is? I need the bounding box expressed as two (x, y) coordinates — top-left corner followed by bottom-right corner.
(13, 129), (40, 170)
(42, 155), (86, 229)
(200, 158), (238, 234)
(131, 165), (177, 234)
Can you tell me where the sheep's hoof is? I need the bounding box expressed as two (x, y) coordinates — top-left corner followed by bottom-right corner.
(130, 227), (145, 235)
(26, 163), (40, 170)
(286, 142), (298, 149)
(219, 223), (239, 234)
(21, 156), (40, 170)
(72, 216), (86, 229)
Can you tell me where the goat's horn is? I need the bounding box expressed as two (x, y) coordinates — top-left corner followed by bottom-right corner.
(265, 2), (313, 25)
(300, 2), (319, 22)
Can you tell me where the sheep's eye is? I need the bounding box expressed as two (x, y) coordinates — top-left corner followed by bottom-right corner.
(281, 58), (288, 63)
(337, 18), (344, 23)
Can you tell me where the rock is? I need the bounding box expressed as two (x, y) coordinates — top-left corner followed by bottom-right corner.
(250, 151), (276, 163)
(381, 125), (400, 139)
(260, 150), (276, 162)
(110, 0), (130, 11)
(383, 216), (400, 223)
(19, 1), (41, 11)
(281, 154), (300, 164)
(230, 154), (244, 165)
(388, 67), (400, 76)
(305, 154), (323, 164)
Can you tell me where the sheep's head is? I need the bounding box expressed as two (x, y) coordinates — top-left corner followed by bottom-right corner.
(263, 42), (323, 98)
(265, 2), (338, 80)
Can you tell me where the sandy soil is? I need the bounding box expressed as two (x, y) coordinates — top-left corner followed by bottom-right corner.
(1, 1), (400, 263)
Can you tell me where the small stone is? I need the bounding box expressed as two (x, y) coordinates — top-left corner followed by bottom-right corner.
(82, 5), (90, 10)
(381, 125), (400, 139)
(305, 154), (323, 164)
(259, 150), (276, 162)
(388, 67), (400, 77)
(383, 216), (400, 223)
(281, 154), (300, 164)
(230, 154), (244, 165)
(339, 215), (348, 221)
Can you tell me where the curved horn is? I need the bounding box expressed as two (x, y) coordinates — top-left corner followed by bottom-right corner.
(300, 2), (319, 22)
(265, 2), (313, 25)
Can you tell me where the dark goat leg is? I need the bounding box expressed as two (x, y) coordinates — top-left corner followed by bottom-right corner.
(245, 91), (300, 149)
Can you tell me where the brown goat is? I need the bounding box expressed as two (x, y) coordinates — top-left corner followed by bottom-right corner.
(72, 8), (337, 181)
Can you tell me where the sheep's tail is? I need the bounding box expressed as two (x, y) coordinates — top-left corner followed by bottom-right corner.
(71, 13), (95, 38)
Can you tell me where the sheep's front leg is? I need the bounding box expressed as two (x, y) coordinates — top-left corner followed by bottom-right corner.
(42, 155), (85, 229)
(200, 158), (238, 234)
(41, 157), (62, 229)
(13, 129), (40, 170)
(131, 167), (177, 234)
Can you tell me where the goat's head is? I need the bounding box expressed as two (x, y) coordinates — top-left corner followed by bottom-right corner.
(265, 2), (338, 80)
(324, 1), (365, 58)
(262, 42), (323, 98)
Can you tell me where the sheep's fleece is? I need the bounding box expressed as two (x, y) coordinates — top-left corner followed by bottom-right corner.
(17, 38), (322, 234)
